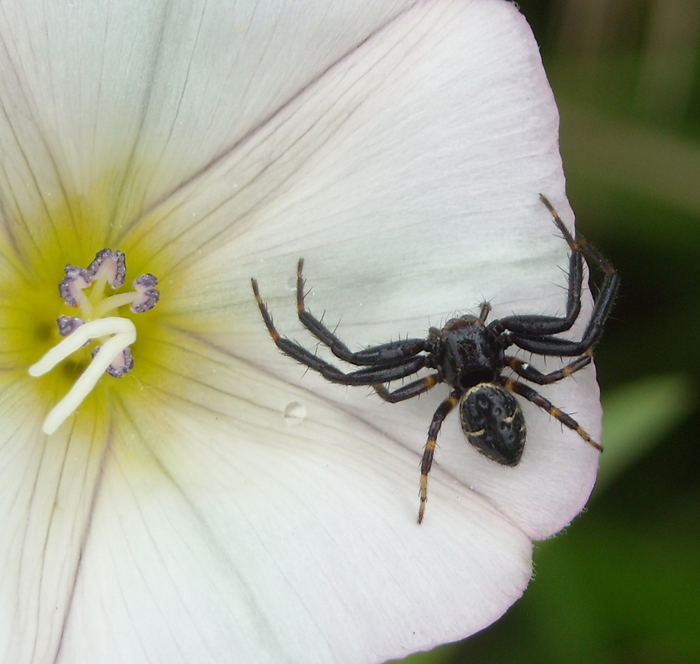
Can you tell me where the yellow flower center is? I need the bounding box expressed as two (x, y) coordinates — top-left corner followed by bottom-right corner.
(0, 179), (182, 440)
(28, 249), (160, 434)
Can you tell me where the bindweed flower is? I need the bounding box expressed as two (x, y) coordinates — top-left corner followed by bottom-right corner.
(0, 1), (603, 663)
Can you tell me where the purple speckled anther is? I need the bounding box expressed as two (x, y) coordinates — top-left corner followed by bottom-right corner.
(86, 249), (126, 288)
(56, 315), (86, 337)
(58, 265), (90, 307)
(131, 273), (160, 313)
(91, 344), (135, 378)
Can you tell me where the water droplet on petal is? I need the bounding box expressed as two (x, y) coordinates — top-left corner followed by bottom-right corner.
(284, 401), (306, 425)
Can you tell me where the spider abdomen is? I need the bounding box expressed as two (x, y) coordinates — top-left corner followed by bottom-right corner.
(460, 383), (526, 466)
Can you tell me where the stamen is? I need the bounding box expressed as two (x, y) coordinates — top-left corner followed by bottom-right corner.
(92, 292), (139, 319)
(29, 317), (136, 435)
(59, 265), (91, 308)
(86, 249), (126, 288)
(90, 273), (160, 319)
(35, 249), (159, 434)
(131, 274), (160, 313)
(57, 315), (85, 337)
(92, 344), (134, 378)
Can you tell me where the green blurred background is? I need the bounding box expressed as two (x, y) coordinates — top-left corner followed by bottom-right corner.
(395, 1), (700, 662)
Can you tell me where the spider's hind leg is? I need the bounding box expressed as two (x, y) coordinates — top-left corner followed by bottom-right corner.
(498, 376), (602, 452)
(505, 348), (593, 385)
(417, 392), (461, 524)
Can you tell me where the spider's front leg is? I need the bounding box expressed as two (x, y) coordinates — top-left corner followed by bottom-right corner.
(373, 372), (442, 404)
(295, 258), (428, 366)
(508, 198), (618, 357)
(251, 277), (428, 386)
(490, 196), (584, 338)
(494, 195), (618, 356)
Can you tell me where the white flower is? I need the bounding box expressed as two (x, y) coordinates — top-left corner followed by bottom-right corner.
(0, 1), (602, 663)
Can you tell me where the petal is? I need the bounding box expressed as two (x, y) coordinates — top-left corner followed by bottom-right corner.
(122, 0), (567, 279)
(136, 0), (599, 537)
(0, 0), (417, 248)
(0, 0), (601, 662)
(57, 333), (532, 663)
(0, 374), (108, 661)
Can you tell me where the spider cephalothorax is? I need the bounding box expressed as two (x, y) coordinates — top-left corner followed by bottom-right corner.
(251, 195), (618, 523)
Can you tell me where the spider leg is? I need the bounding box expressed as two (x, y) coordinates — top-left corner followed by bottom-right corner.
(493, 195), (619, 349)
(509, 288), (613, 356)
(373, 372), (442, 403)
(505, 349), (593, 385)
(509, 208), (618, 356)
(497, 376), (602, 451)
(252, 277), (427, 385)
(295, 258), (428, 365)
(490, 195), (584, 337)
(510, 336), (593, 356)
(477, 302), (492, 322)
(418, 391), (461, 524)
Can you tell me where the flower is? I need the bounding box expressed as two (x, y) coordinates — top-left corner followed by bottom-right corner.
(0, 1), (602, 663)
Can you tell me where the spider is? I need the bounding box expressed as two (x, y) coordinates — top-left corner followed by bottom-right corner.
(251, 195), (618, 523)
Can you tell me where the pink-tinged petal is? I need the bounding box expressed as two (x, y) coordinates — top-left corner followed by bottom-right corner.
(55, 334), (532, 664)
(137, 0), (599, 538)
(0, 0), (602, 662)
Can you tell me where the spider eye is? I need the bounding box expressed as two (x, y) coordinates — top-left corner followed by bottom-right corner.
(460, 383), (525, 466)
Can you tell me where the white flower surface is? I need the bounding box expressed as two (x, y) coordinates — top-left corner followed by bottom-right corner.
(0, 1), (602, 663)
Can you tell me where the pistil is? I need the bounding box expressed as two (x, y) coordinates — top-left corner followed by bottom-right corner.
(29, 318), (137, 434)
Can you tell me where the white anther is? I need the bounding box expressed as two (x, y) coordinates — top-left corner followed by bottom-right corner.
(29, 317), (136, 435)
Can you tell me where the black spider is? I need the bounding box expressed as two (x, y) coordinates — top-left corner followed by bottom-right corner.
(251, 195), (618, 523)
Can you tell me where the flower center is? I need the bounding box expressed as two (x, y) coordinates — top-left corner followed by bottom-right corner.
(28, 249), (160, 435)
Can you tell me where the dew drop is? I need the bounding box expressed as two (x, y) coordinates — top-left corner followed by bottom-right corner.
(284, 401), (306, 425)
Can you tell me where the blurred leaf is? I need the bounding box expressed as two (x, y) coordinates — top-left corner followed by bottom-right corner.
(387, 643), (458, 664)
(509, 515), (700, 664)
(558, 102), (700, 234)
(596, 373), (697, 490)
(430, 504), (700, 664)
